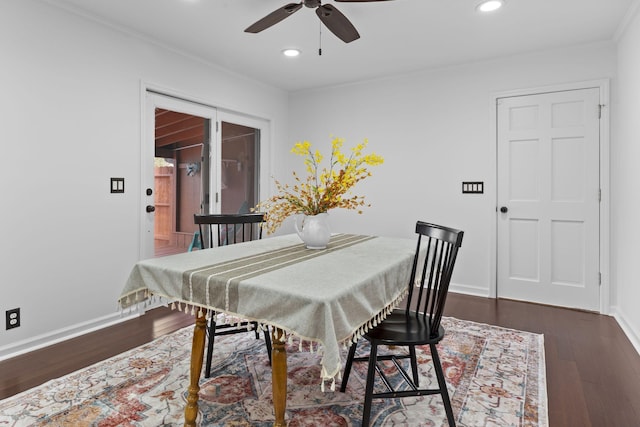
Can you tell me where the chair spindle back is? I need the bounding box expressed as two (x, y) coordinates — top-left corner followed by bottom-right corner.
(404, 221), (464, 338)
(193, 213), (265, 248)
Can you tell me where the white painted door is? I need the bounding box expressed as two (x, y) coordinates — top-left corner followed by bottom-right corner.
(141, 92), (217, 259)
(497, 88), (600, 311)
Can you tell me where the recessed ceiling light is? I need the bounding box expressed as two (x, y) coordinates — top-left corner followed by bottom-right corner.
(282, 49), (301, 57)
(476, 0), (504, 13)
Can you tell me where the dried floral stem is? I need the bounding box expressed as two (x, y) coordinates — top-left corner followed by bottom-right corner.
(255, 137), (384, 234)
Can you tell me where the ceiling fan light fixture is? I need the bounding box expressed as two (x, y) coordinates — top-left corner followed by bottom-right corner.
(476, 0), (504, 13)
(282, 48), (301, 57)
(245, 0), (362, 43)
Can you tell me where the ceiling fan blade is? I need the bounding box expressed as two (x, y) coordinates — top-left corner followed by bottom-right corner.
(316, 4), (360, 43)
(245, 3), (303, 33)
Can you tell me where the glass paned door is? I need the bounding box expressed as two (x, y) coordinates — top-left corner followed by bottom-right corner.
(142, 96), (270, 257)
(142, 92), (215, 259)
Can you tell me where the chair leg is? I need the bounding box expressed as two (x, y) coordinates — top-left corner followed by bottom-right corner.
(361, 342), (378, 427)
(340, 342), (358, 392)
(204, 317), (217, 379)
(263, 328), (272, 365)
(430, 343), (456, 427)
(409, 345), (419, 386)
(252, 321), (260, 339)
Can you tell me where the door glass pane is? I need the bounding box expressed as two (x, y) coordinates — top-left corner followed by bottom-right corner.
(154, 108), (210, 256)
(220, 122), (260, 214)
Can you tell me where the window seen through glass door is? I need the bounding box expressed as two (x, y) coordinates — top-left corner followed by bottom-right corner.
(220, 121), (260, 214)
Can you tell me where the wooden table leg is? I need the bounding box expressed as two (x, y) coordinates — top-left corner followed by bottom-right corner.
(272, 328), (287, 426)
(184, 310), (207, 427)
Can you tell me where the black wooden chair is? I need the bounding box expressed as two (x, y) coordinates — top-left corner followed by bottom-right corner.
(340, 221), (464, 427)
(193, 213), (272, 378)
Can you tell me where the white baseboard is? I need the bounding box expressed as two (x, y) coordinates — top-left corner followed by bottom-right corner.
(0, 309), (142, 362)
(449, 282), (490, 298)
(611, 305), (640, 357)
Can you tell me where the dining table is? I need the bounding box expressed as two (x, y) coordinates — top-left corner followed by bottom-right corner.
(118, 233), (417, 426)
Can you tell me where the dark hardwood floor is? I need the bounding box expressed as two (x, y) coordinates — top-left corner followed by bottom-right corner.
(1, 293), (639, 426)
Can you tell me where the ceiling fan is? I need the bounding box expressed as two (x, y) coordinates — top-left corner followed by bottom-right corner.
(245, 0), (393, 44)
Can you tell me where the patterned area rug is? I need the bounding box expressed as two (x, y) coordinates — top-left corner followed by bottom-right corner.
(0, 317), (547, 426)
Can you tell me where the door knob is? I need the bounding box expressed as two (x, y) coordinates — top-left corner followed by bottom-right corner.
(146, 205), (156, 213)
(500, 206), (508, 213)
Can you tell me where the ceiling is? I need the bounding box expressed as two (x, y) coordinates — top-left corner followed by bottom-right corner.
(45, 0), (636, 91)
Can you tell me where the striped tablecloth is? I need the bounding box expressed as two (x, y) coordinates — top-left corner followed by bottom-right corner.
(119, 233), (416, 384)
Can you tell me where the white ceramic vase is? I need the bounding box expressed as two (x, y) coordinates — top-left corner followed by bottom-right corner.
(294, 213), (330, 249)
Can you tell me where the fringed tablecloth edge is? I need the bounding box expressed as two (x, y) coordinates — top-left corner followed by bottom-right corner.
(118, 286), (409, 392)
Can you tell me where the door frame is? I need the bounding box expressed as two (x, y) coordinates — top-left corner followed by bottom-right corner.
(489, 79), (610, 314)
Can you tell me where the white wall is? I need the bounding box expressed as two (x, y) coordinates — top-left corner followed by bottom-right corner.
(0, 0), (288, 356)
(288, 43), (617, 298)
(613, 6), (640, 350)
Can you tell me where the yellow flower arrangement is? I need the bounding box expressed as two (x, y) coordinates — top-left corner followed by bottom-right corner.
(255, 137), (384, 234)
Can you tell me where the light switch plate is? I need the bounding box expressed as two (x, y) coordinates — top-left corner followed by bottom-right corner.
(111, 177), (125, 193)
(462, 181), (483, 194)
